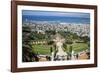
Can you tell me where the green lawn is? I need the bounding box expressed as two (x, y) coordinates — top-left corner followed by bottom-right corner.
(32, 44), (51, 55)
(67, 43), (89, 53)
(32, 43), (89, 55)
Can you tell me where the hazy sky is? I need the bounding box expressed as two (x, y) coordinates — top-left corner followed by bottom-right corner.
(22, 10), (90, 18)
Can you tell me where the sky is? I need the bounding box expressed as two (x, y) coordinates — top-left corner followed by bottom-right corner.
(22, 10), (90, 18)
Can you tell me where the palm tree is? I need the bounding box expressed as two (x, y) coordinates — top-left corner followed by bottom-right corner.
(22, 25), (39, 62)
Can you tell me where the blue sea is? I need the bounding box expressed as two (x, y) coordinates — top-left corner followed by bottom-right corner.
(22, 15), (90, 24)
